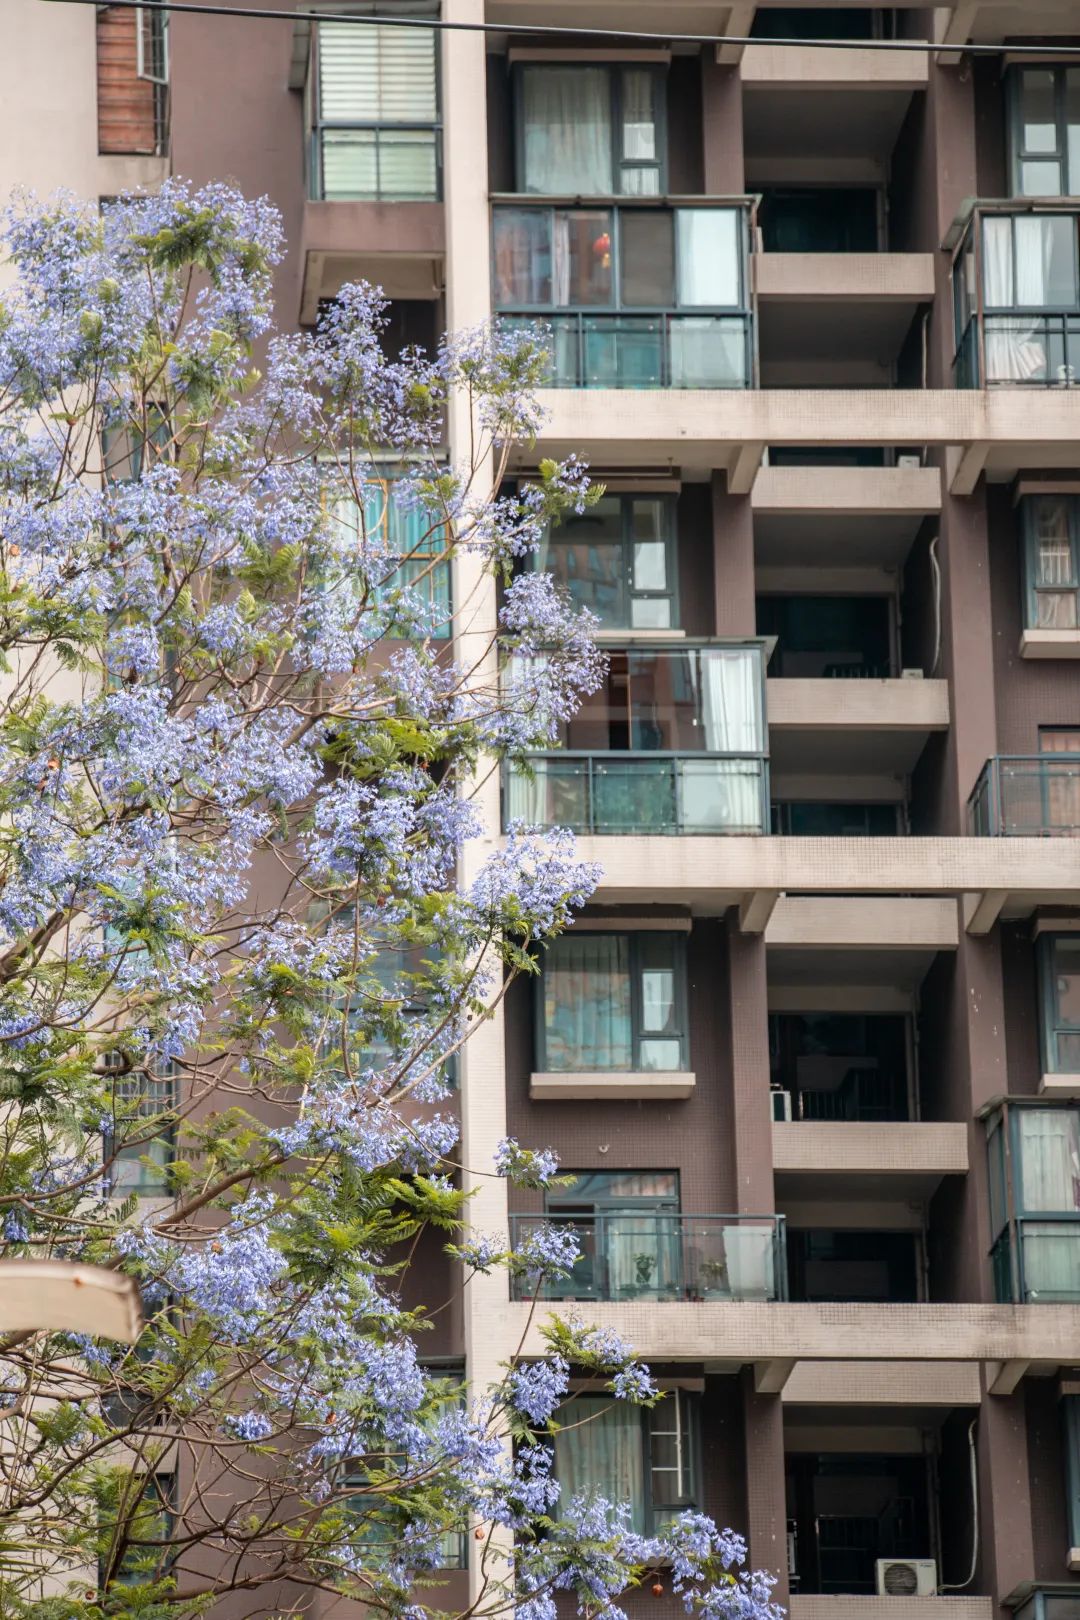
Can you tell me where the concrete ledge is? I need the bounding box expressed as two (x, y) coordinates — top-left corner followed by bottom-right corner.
(1040, 1073), (1080, 1099)
(781, 1359), (982, 1407)
(509, 1300), (1080, 1367)
(790, 1600), (992, 1620)
(772, 1121), (969, 1180)
(1020, 628), (1080, 659)
(529, 1071), (695, 1101)
(767, 677), (949, 732)
(741, 41), (930, 89)
(756, 253), (935, 304)
(752, 464), (942, 517)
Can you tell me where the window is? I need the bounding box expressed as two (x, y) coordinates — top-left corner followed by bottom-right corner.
(104, 1064), (176, 1198)
(538, 494), (677, 628)
(551, 1391), (697, 1534)
(342, 1372), (466, 1568)
(1024, 497), (1080, 629)
(538, 932), (687, 1073)
(1040, 936), (1080, 1075)
(987, 1101), (1080, 1302)
(517, 65), (664, 196)
(333, 479), (450, 637)
(135, 3), (168, 86)
(1009, 67), (1080, 197)
(311, 19), (440, 202)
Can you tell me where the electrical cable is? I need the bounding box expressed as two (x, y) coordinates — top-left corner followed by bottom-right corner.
(37, 0), (1080, 60)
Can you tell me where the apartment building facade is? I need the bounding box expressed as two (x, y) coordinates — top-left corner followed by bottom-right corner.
(8, 0), (1080, 1615)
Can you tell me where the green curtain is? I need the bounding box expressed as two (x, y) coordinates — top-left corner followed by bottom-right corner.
(553, 1397), (645, 1532)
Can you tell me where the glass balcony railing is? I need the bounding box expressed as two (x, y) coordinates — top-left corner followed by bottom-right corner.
(506, 754), (767, 834)
(992, 1220), (1080, 1304)
(968, 754), (1080, 835)
(505, 640), (769, 835)
(952, 203), (1080, 388)
(509, 1212), (787, 1302)
(492, 199), (755, 389)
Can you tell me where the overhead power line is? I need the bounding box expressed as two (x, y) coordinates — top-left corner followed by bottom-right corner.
(40, 0), (1080, 59)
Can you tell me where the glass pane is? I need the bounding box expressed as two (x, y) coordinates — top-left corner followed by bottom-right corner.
(633, 541), (668, 592)
(621, 69), (657, 161)
(619, 212), (675, 306)
(1036, 589), (1079, 628)
(669, 316), (748, 387)
(1020, 159), (1064, 197)
(1021, 1221), (1080, 1301)
(321, 129), (377, 201)
(593, 758), (676, 831)
(1020, 70), (1059, 154)
(679, 758), (764, 833)
(1041, 729), (1080, 753)
(1018, 1107), (1080, 1211)
(371, 131), (438, 201)
(1034, 497), (1076, 583)
(620, 167), (662, 197)
(522, 67), (613, 194)
(987, 1123), (1007, 1237)
(676, 209), (741, 307)
(1014, 215), (1079, 307)
(541, 496), (624, 623)
(543, 934), (632, 1071)
(556, 210), (614, 308)
(631, 597), (672, 628)
(639, 1037), (682, 1071)
(492, 208), (552, 306)
(553, 1398), (646, 1533)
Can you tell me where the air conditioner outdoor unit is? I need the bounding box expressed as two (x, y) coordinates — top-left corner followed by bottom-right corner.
(770, 1089), (792, 1122)
(875, 1558), (938, 1597)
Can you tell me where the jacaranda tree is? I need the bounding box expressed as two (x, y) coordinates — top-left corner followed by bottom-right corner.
(0, 181), (782, 1620)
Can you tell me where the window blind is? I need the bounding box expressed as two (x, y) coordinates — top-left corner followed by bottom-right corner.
(318, 20), (437, 123)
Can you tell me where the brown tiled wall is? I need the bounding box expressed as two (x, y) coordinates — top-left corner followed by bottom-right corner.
(96, 7), (159, 156)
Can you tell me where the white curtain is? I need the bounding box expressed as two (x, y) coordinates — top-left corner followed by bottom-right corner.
(1019, 1109), (1080, 1210)
(685, 650), (763, 832)
(676, 210), (740, 308)
(522, 68), (612, 195)
(982, 215), (1076, 382)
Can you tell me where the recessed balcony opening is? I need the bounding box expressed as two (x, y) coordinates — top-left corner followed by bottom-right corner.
(759, 187), (883, 253)
(767, 447), (892, 467)
(786, 1228), (920, 1303)
(770, 1012), (912, 1122)
(757, 594), (896, 678)
(786, 1453), (934, 1597)
(504, 640), (769, 834)
(751, 8), (894, 40)
(509, 1169), (785, 1303)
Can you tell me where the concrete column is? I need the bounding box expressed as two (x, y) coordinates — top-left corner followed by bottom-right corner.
(977, 1382), (1035, 1616)
(711, 474), (756, 636)
(441, 3), (510, 1601)
(701, 54), (745, 194)
(742, 1370), (789, 1606)
(726, 920), (774, 1216)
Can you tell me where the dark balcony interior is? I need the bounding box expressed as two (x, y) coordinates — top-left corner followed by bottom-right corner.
(767, 447), (892, 467)
(772, 801), (903, 835)
(757, 594), (896, 677)
(786, 1453), (932, 1596)
(751, 7), (894, 40)
(769, 1012), (911, 1122)
(786, 1228), (920, 1304)
(759, 187), (882, 254)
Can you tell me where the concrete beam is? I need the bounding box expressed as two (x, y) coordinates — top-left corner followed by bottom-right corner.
(754, 1358), (796, 1394)
(987, 1358), (1031, 1395)
(963, 889), (1007, 935)
(739, 889), (781, 933)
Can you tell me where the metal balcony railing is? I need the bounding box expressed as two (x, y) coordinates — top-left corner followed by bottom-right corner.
(509, 1212), (787, 1303)
(492, 198), (756, 390)
(968, 753), (1080, 836)
(951, 202), (1080, 388)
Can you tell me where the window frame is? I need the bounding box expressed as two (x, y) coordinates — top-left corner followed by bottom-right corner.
(535, 930), (689, 1074)
(1065, 1394), (1080, 1552)
(549, 1390), (699, 1534)
(104, 1061), (177, 1199)
(1008, 65), (1080, 199)
(986, 1099), (1080, 1303)
(513, 62), (668, 197)
(538, 492), (679, 629)
(309, 14), (443, 204)
(330, 472), (452, 639)
(99, 1469), (176, 1592)
(1022, 495), (1080, 630)
(1038, 934), (1080, 1077)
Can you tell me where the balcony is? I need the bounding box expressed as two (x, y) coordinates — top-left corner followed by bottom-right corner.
(791, 1601), (991, 1620)
(773, 1122), (969, 1200)
(767, 678), (947, 777)
(508, 1212), (786, 1303)
(952, 204), (1080, 391)
(505, 640), (769, 836)
(491, 199), (755, 390)
(987, 1101), (1080, 1304)
(969, 754), (1080, 837)
(755, 253), (934, 388)
(752, 463), (943, 570)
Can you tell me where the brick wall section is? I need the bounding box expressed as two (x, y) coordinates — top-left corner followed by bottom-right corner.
(97, 6), (159, 155)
